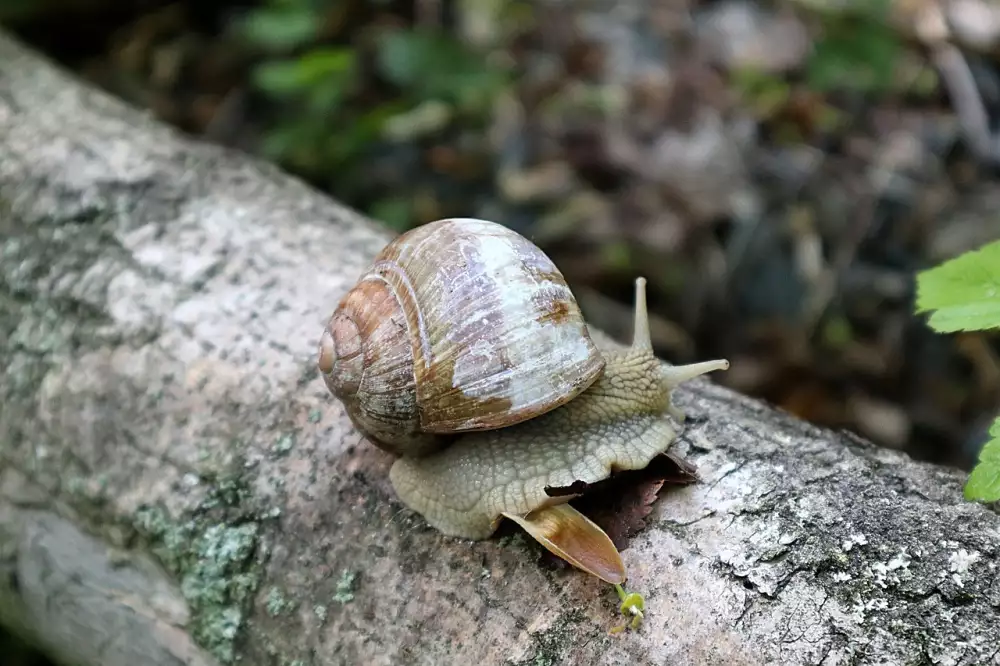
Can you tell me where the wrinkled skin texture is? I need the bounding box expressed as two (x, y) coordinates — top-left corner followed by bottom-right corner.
(329, 220), (729, 545)
(390, 347), (680, 538)
(387, 274), (729, 540)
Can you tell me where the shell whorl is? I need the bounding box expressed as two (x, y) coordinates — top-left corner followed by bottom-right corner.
(319, 275), (440, 456)
(319, 217), (605, 456)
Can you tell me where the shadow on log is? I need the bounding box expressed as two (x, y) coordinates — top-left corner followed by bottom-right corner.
(0, 31), (998, 666)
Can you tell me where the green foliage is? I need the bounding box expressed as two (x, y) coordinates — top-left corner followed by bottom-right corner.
(238, 4), (320, 51)
(732, 0), (903, 140)
(237, 0), (510, 227)
(730, 68), (793, 117)
(252, 48), (356, 99)
(797, 0), (901, 93)
(377, 30), (508, 110)
(965, 421), (1000, 502)
(806, 10), (900, 93)
(916, 239), (1000, 503)
(612, 584), (645, 632)
(734, 0), (904, 110)
(916, 240), (1000, 333)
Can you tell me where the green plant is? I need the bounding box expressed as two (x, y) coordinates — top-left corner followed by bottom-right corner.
(235, 0), (510, 229)
(806, 9), (900, 93)
(731, 0), (903, 141)
(915, 239), (1000, 502)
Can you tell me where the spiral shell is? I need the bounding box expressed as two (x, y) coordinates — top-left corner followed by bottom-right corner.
(318, 218), (605, 456)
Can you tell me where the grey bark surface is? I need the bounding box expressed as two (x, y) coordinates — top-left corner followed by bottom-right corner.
(1, 30), (998, 666)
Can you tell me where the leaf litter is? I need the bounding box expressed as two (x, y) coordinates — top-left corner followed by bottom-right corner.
(536, 451), (701, 572)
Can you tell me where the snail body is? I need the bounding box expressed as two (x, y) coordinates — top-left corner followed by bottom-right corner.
(390, 337), (727, 540)
(319, 218), (729, 584)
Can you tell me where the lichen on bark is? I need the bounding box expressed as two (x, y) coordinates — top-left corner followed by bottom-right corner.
(130, 471), (265, 664)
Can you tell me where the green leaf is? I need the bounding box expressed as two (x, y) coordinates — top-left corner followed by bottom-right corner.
(375, 29), (507, 108)
(915, 239), (1000, 332)
(322, 101), (405, 166)
(252, 48), (356, 99)
(307, 79), (348, 114)
(296, 48), (356, 83)
(377, 30), (427, 89)
(807, 18), (900, 93)
(240, 7), (319, 50)
(964, 418), (1000, 502)
(252, 60), (307, 96)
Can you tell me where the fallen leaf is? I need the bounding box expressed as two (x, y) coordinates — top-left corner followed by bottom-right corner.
(589, 477), (666, 550)
(537, 452), (701, 568)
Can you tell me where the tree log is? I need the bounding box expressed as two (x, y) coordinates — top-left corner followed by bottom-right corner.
(1, 31), (998, 666)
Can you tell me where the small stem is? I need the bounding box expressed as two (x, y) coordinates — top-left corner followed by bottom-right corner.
(611, 583), (646, 631)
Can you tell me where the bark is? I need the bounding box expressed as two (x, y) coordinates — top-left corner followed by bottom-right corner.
(1, 30), (998, 666)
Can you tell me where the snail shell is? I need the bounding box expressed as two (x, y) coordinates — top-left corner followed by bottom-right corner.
(318, 218), (605, 456)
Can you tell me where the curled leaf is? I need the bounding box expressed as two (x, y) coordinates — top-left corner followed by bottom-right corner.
(502, 503), (626, 584)
(563, 452), (700, 551)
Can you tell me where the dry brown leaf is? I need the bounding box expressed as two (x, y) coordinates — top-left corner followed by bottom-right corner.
(536, 452), (700, 572)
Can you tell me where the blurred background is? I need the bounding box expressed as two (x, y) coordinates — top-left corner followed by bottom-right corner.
(2, 0), (999, 662)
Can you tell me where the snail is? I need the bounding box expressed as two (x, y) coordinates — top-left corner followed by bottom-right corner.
(318, 218), (729, 588)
